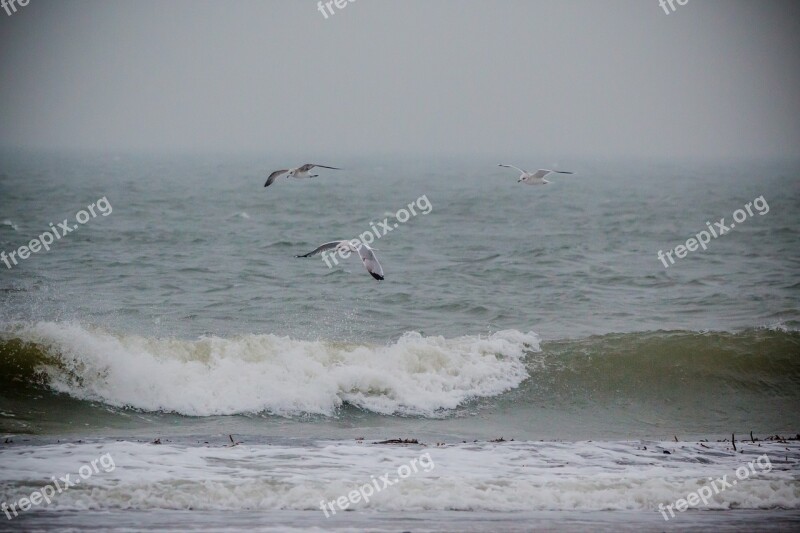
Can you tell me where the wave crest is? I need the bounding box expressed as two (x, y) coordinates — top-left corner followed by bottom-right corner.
(1, 322), (538, 417)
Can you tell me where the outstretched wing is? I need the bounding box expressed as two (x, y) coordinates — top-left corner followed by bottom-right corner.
(265, 170), (289, 187)
(295, 241), (345, 258)
(498, 164), (528, 175)
(297, 164), (341, 173)
(356, 245), (384, 281)
(533, 169), (574, 179)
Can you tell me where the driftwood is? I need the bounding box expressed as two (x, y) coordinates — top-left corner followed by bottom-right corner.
(372, 438), (420, 445)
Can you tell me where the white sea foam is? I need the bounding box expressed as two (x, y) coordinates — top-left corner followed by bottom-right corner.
(0, 440), (797, 513)
(13, 322), (537, 417)
(1, 219), (18, 231)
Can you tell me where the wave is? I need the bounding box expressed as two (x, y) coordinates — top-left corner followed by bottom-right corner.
(1, 440), (798, 513)
(1, 323), (799, 425)
(528, 328), (800, 397)
(0, 322), (537, 417)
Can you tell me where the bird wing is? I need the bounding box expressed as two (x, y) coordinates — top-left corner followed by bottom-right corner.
(265, 170), (289, 187)
(356, 245), (384, 281)
(298, 164), (341, 172)
(498, 164), (528, 175)
(295, 241), (345, 258)
(534, 169), (573, 178)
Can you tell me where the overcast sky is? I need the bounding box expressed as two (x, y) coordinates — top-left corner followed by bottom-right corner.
(0, 0), (798, 158)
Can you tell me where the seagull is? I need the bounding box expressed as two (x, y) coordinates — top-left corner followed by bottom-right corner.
(498, 164), (574, 185)
(264, 164), (341, 187)
(296, 240), (385, 281)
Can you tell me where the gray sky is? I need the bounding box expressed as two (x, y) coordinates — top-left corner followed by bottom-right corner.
(1, 0), (798, 158)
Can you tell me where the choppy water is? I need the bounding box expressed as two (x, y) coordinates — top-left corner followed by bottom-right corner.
(1, 151), (799, 529)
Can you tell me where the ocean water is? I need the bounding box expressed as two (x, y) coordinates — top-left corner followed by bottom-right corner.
(1, 151), (799, 531)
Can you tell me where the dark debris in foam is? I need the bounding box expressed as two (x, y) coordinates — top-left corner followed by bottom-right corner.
(354, 432), (800, 455)
(372, 438), (420, 445)
(360, 436), (517, 446)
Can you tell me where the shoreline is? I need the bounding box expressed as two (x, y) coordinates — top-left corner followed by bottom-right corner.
(3, 509), (800, 533)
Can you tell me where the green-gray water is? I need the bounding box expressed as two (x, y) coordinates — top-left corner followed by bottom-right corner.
(1, 152), (798, 530)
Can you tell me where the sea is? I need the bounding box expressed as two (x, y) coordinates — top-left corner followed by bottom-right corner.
(1, 151), (798, 531)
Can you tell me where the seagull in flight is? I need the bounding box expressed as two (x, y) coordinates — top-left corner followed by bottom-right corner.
(264, 164), (341, 187)
(498, 164), (574, 185)
(296, 240), (385, 281)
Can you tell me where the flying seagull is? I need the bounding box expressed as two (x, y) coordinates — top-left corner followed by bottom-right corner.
(264, 164), (341, 187)
(296, 240), (385, 281)
(498, 164), (574, 185)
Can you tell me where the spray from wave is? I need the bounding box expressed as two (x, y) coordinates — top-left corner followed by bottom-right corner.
(0, 322), (538, 417)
